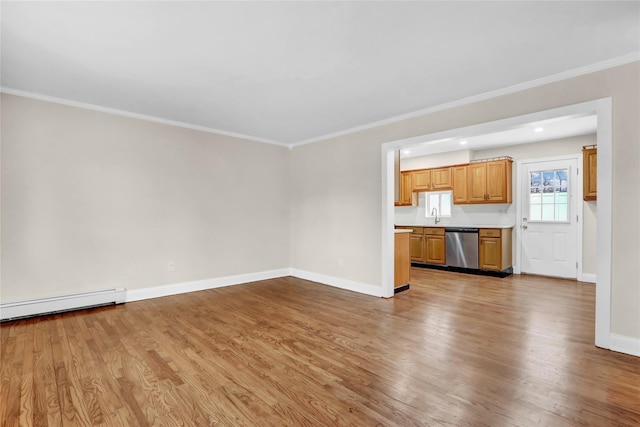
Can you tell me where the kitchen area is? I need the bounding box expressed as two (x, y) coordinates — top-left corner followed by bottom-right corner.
(393, 156), (515, 293)
(392, 123), (598, 292)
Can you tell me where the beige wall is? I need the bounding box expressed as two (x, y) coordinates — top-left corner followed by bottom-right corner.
(401, 149), (471, 170)
(471, 134), (595, 161)
(1, 94), (291, 302)
(290, 135), (381, 285)
(291, 61), (640, 339)
(583, 201), (597, 275)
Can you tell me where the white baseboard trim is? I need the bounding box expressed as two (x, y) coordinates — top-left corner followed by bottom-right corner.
(580, 273), (596, 283)
(290, 268), (384, 297)
(1, 288), (126, 321)
(125, 269), (291, 302)
(610, 334), (640, 357)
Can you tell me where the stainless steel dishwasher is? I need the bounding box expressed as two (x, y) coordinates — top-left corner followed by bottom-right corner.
(445, 228), (479, 269)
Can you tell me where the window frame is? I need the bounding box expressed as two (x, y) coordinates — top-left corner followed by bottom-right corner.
(527, 167), (571, 224)
(425, 190), (453, 218)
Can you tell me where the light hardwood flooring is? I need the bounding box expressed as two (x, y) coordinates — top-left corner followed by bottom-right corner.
(2, 269), (639, 426)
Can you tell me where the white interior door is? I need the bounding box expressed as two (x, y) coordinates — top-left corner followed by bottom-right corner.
(521, 159), (578, 278)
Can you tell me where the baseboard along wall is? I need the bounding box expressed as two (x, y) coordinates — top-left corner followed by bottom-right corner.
(2, 269), (637, 359)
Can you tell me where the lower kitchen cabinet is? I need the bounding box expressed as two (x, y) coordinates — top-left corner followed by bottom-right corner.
(394, 232), (411, 287)
(395, 226), (445, 265)
(424, 228), (446, 264)
(479, 228), (512, 271)
(409, 232), (425, 262)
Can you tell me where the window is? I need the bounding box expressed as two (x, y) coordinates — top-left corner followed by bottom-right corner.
(425, 191), (452, 218)
(529, 168), (569, 222)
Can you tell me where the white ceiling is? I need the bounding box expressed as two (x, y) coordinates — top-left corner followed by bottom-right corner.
(401, 114), (598, 158)
(1, 2), (638, 146)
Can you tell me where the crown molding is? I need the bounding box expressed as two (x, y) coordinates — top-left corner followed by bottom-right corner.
(289, 52), (640, 148)
(0, 87), (288, 148)
(3, 53), (638, 149)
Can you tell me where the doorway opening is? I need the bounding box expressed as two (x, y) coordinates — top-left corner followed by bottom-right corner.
(381, 98), (612, 349)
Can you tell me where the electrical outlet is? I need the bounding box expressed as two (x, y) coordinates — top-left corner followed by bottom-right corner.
(168, 261), (175, 272)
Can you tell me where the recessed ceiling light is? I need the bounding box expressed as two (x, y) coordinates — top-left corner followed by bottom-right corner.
(460, 140), (468, 145)
(402, 150), (411, 154)
(534, 127), (544, 133)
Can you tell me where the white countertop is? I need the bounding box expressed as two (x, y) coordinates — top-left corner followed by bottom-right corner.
(396, 224), (515, 229)
(394, 229), (413, 233)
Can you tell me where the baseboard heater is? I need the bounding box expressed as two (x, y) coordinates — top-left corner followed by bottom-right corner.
(0, 288), (126, 322)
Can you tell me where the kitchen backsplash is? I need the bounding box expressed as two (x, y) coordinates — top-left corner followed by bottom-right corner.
(395, 192), (516, 226)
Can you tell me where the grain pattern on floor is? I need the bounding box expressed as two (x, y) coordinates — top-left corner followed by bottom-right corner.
(2, 270), (639, 426)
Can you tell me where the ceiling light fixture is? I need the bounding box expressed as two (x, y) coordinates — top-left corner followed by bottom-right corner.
(460, 140), (468, 145)
(402, 150), (411, 154)
(534, 127), (544, 133)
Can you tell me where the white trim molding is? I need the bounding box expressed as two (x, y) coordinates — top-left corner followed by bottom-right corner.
(290, 269), (385, 298)
(580, 273), (596, 284)
(610, 334), (640, 357)
(125, 269), (291, 302)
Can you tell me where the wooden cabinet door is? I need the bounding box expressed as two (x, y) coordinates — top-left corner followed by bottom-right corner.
(467, 163), (487, 202)
(425, 235), (446, 264)
(394, 232), (411, 286)
(479, 237), (501, 270)
(399, 171), (413, 205)
(486, 160), (512, 203)
(411, 170), (431, 191)
(409, 234), (424, 262)
(583, 148), (597, 200)
(452, 166), (468, 204)
(430, 167), (452, 190)
(466, 160), (512, 203)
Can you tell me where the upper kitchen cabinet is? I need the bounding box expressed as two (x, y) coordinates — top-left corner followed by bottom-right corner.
(411, 169), (431, 191)
(411, 167), (452, 191)
(467, 159), (513, 204)
(396, 159), (510, 206)
(583, 145), (597, 201)
(451, 165), (468, 204)
(430, 167), (452, 190)
(397, 171), (414, 206)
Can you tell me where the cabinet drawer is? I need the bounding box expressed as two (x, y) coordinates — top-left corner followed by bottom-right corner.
(479, 229), (501, 237)
(424, 227), (445, 236)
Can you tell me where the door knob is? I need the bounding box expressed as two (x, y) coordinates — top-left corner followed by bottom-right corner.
(523, 217), (528, 222)
(522, 225), (528, 230)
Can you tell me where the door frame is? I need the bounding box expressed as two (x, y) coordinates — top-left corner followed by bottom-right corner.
(381, 98), (612, 350)
(515, 155), (583, 280)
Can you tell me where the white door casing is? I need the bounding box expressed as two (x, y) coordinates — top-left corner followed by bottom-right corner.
(520, 158), (579, 279)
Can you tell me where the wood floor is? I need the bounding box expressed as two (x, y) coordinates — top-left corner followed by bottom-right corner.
(2, 269), (639, 426)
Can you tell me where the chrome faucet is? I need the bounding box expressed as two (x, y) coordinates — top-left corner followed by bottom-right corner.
(431, 207), (440, 224)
